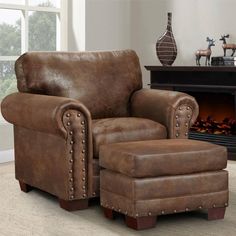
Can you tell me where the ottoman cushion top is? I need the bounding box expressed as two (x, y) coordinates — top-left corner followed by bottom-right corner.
(99, 139), (227, 178)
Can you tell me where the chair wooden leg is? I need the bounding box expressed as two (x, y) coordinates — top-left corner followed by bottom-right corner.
(19, 181), (33, 193)
(103, 207), (115, 220)
(208, 207), (226, 220)
(59, 199), (89, 211)
(125, 215), (157, 230)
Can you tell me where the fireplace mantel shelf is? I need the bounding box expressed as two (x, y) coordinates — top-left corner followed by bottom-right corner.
(145, 65), (236, 72)
(145, 65), (236, 94)
(148, 83), (236, 90)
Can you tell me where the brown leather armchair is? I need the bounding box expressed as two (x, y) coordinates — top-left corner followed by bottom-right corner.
(1, 50), (199, 211)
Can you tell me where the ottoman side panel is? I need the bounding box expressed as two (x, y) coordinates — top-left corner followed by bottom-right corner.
(135, 170), (228, 200)
(100, 170), (135, 199)
(100, 189), (136, 217)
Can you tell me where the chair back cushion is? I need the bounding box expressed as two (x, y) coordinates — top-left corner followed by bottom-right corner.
(15, 50), (142, 119)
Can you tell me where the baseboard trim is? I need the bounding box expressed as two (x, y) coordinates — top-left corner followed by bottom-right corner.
(0, 149), (14, 163)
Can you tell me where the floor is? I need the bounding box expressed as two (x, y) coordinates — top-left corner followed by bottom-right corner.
(0, 161), (235, 236)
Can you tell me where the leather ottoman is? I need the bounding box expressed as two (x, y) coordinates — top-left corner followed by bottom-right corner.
(99, 139), (229, 230)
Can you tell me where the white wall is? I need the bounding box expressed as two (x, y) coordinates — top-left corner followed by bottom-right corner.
(68, 0), (85, 51)
(85, 0), (131, 51)
(130, 0), (236, 85)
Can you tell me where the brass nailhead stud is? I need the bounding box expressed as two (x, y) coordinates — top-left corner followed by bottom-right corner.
(82, 168), (85, 172)
(69, 150), (73, 154)
(83, 194), (86, 197)
(70, 195), (74, 199)
(82, 177), (85, 181)
(77, 113), (81, 117)
(187, 107), (190, 110)
(179, 107), (182, 110)
(176, 123), (179, 127)
(82, 140), (85, 144)
(81, 121), (85, 125)
(225, 203), (228, 206)
(82, 150), (85, 153)
(213, 204), (216, 208)
(186, 208), (189, 211)
(161, 210), (165, 215)
(67, 122), (71, 126)
(176, 133), (179, 137)
(175, 115), (179, 119)
(187, 114), (191, 118)
(82, 186), (85, 189)
(69, 159), (73, 163)
(185, 123), (188, 127)
(125, 211), (128, 215)
(70, 178), (73, 182)
(135, 213), (139, 217)
(69, 170), (73, 173)
(93, 192), (96, 196)
(69, 131), (73, 135)
(174, 210), (177, 213)
(70, 187), (74, 191)
(112, 206), (114, 210)
(82, 158), (85, 162)
(148, 212), (152, 216)
(118, 209), (121, 212)
(199, 206), (202, 209)
(185, 132), (188, 136)
(70, 141), (74, 144)
(66, 113), (71, 117)
(82, 130), (85, 133)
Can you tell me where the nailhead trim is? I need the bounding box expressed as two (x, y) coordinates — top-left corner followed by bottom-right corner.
(64, 110), (89, 200)
(100, 203), (227, 218)
(174, 105), (193, 139)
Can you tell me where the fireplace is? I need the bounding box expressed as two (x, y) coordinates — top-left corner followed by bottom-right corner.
(145, 65), (236, 159)
(190, 92), (236, 135)
(188, 92), (236, 158)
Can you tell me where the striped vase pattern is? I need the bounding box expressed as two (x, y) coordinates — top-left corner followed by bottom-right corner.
(156, 12), (177, 66)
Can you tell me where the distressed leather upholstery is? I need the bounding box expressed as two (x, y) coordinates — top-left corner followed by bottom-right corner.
(99, 139), (227, 177)
(92, 118), (167, 157)
(1, 50), (199, 207)
(100, 140), (228, 219)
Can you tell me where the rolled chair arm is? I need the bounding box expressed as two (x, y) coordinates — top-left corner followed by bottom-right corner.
(131, 89), (199, 139)
(1, 92), (94, 199)
(1, 92), (91, 139)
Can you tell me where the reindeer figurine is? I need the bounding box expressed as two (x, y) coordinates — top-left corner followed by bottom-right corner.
(195, 37), (215, 66)
(220, 34), (236, 57)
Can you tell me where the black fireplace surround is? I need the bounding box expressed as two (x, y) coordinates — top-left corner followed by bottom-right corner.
(145, 66), (236, 159)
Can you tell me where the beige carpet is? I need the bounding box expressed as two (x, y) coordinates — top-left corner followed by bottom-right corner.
(0, 161), (235, 236)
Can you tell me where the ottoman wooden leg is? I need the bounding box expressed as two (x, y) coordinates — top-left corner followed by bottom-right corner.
(125, 215), (156, 230)
(59, 199), (89, 211)
(19, 181), (33, 193)
(103, 207), (115, 219)
(208, 207), (226, 220)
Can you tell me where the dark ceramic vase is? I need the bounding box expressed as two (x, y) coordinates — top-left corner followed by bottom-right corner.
(156, 12), (177, 66)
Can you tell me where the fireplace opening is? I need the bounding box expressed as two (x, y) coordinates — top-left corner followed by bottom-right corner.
(189, 92), (236, 135)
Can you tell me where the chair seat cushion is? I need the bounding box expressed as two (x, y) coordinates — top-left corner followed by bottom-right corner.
(99, 139), (227, 177)
(92, 117), (167, 157)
